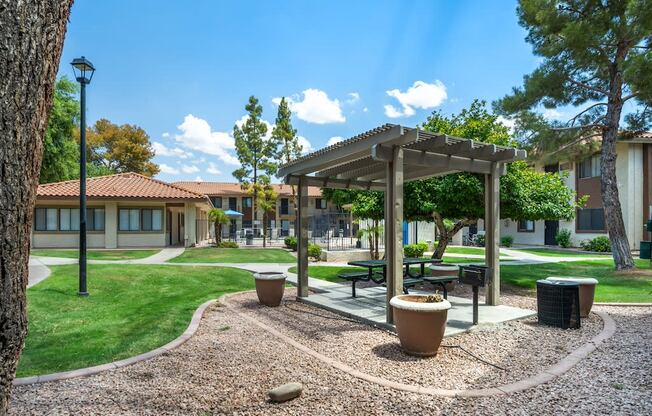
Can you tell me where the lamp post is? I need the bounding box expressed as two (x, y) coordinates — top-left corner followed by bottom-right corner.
(71, 56), (95, 296)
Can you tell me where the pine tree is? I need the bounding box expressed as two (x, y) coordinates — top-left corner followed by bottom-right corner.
(232, 96), (277, 236)
(495, 0), (652, 270)
(272, 97), (302, 212)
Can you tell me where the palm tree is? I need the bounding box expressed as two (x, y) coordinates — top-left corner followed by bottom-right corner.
(208, 208), (229, 246)
(256, 186), (277, 248)
(358, 223), (383, 260)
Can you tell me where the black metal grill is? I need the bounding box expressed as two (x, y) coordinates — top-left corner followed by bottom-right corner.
(459, 265), (489, 325)
(536, 280), (581, 329)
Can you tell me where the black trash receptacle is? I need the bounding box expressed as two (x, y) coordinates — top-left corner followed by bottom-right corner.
(246, 232), (254, 245)
(536, 280), (581, 329)
(640, 241), (651, 260)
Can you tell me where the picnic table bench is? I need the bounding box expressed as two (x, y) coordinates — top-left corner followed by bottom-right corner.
(340, 258), (442, 298)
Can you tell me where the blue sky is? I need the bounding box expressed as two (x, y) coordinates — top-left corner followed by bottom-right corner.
(59, 0), (539, 183)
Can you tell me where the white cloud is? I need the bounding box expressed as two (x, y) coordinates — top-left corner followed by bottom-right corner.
(326, 136), (344, 146)
(496, 116), (516, 133)
(234, 114), (274, 141)
(362, 107), (369, 113)
(273, 89), (345, 124)
(384, 80), (447, 118)
(181, 164), (200, 174)
(174, 114), (239, 165)
(346, 92), (360, 104)
(298, 136), (313, 154)
(543, 108), (564, 120)
(159, 163), (180, 175)
(161, 132), (170, 138)
(206, 162), (221, 175)
(152, 141), (193, 159)
(195, 176), (203, 182)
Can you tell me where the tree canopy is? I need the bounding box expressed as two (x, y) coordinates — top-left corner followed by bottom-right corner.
(493, 0), (651, 269)
(40, 77), (79, 183)
(86, 119), (159, 176)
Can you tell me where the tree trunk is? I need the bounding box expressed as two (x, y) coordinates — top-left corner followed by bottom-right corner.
(430, 212), (474, 260)
(214, 222), (221, 245)
(0, 1), (73, 412)
(601, 53), (635, 270)
(262, 212), (267, 248)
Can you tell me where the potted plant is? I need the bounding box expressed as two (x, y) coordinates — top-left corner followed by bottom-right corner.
(390, 293), (451, 357)
(254, 272), (286, 307)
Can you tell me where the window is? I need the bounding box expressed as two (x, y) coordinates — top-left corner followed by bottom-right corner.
(577, 208), (605, 231)
(578, 155), (601, 179)
(35, 207), (104, 231)
(280, 198), (289, 215)
(228, 197), (237, 210)
(243, 220), (252, 229)
(243, 197), (252, 208)
(518, 220), (535, 232)
(210, 197), (222, 208)
(35, 208), (57, 231)
(315, 198), (326, 209)
(120, 208), (161, 231)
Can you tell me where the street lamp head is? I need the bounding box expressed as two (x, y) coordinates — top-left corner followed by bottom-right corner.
(70, 56), (95, 84)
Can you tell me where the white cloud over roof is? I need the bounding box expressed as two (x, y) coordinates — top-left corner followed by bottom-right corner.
(384, 80), (447, 118)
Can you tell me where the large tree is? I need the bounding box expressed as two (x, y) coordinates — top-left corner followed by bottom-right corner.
(0, 1), (73, 412)
(272, 97), (302, 212)
(40, 77), (79, 183)
(411, 101), (580, 259)
(86, 118), (159, 176)
(232, 96), (277, 234)
(494, 0), (652, 270)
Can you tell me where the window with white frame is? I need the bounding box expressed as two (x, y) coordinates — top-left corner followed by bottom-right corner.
(517, 219), (535, 232)
(578, 154), (601, 179)
(119, 208), (162, 231)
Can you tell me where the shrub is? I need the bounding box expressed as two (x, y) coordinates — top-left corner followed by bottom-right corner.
(580, 236), (611, 252)
(308, 243), (322, 260)
(555, 229), (572, 248)
(500, 235), (514, 247)
(217, 241), (238, 248)
(404, 242), (429, 258)
(475, 234), (485, 247)
(284, 236), (298, 251)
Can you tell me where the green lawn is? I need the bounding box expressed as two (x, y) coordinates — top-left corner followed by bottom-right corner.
(511, 248), (611, 257)
(291, 259), (652, 303)
(444, 246), (487, 255)
(30, 249), (160, 260)
(18, 264), (254, 377)
(502, 259), (652, 303)
(168, 247), (296, 263)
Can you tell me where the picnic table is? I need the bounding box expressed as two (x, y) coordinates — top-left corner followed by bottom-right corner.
(341, 258), (443, 297)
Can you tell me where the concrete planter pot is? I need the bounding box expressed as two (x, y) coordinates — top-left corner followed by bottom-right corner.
(390, 295), (451, 357)
(254, 272), (286, 307)
(546, 277), (598, 317)
(429, 264), (460, 292)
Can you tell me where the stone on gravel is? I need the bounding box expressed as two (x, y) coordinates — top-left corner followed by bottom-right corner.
(268, 382), (303, 403)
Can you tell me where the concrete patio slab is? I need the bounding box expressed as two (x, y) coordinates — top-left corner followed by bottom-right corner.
(298, 283), (536, 336)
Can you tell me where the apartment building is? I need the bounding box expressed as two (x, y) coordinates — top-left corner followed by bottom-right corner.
(501, 134), (651, 249)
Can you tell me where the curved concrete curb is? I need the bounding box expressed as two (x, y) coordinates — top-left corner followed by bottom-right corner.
(594, 302), (652, 307)
(13, 299), (216, 386)
(221, 292), (616, 397)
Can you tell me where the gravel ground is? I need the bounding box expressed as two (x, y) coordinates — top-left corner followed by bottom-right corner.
(228, 289), (601, 390)
(8, 291), (651, 415)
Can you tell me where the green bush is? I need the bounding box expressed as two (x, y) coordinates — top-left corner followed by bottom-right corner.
(475, 234), (485, 247)
(404, 242), (429, 258)
(500, 235), (514, 247)
(284, 236), (298, 251)
(555, 229), (572, 248)
(217, 241), (238, 248)
(580, 236), (611, 252)
(308, 243), (322, 260)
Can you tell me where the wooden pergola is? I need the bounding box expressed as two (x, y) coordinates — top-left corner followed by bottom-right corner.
(278, 124), (527, 324)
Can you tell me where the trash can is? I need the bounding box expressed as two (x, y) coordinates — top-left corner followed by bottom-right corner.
(246, 231), (254, 246)
(640, 241), (651, 260)
(536, 280), (581, 329)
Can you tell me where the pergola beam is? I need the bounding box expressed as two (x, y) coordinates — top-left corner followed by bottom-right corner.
(484, 162), (501, 305)
(285, 175), (385, 191)
(372, 145), (496, 175)
(278, 125), (405, 177)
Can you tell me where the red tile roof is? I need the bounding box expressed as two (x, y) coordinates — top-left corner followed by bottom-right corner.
(38, 173), (207, 201)
(173, 181), (323, 197)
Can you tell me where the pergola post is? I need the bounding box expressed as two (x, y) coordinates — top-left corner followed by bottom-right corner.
(297, 176), (309, 298)
(485, 162), (501, 305)
(385, 147), (404, 323)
